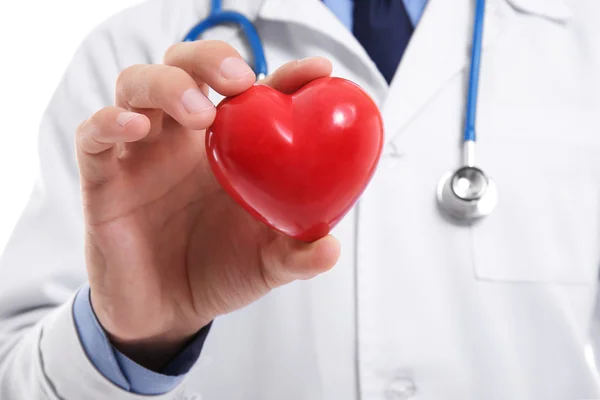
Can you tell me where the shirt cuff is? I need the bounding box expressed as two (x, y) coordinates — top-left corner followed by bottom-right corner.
(72, 284), (211, 395)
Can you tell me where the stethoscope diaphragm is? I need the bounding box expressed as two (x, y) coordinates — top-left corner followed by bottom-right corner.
(437, 166), (498, 222)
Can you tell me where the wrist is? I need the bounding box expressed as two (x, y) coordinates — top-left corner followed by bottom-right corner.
(108, 331), (197, 372)
(89, 289), (212, 371)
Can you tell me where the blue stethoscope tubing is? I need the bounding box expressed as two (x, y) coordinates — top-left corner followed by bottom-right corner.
(465, 0), (485, 143)
(182, 0), (268, 79)
(436, 0), (498, 222)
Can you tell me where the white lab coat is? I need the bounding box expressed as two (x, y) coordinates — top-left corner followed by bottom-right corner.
(1, 0), (600, 399)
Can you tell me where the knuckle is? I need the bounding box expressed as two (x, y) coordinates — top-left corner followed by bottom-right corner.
(163, 42), (183, 64)
(204, 39), (233, 50)
(115, 64), (145, 97)
(76, 107), (114, 142)
(199, 39), (228, 51)
(116, 65), (135, 88)
(146, 67), (170, 106)
(75, 119), (89, 141)
(151, 66), (189, 105)
(193, 40), (233, 63)
(145, 80), (160, 107)
(76, 118), (98, 145)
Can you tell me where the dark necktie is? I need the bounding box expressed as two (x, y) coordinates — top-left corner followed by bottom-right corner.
(352, 0), (414, 83)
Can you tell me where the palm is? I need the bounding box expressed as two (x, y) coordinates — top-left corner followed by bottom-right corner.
(84, 122), (278, 338)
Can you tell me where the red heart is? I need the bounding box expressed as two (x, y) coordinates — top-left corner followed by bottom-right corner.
(206, 76), (384, 242)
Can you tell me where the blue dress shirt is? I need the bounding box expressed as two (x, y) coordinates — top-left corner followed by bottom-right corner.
(73, 285), (211, 395)
(72, 0), (429, 395)
(323, 0), (428, 30)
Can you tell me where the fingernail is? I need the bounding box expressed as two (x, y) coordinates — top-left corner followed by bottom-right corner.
(181, 89), (214, 114)
(219, 57), (254, 80)
(117, 112), (140, 127)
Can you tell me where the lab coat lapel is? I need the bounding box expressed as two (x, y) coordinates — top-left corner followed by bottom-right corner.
(382, 0), (573, 146)
(381, 0), (505, 145)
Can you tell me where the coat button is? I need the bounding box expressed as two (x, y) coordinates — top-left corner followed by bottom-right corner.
(386, 377), (417, 400)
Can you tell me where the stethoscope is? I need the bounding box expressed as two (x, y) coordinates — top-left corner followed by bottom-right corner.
(183, 0), (268, 80)
(436, 0), (497, 222)
(183, 0), (497, 223)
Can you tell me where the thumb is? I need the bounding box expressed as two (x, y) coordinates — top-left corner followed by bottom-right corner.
(258, 57), (333, 94)
(260, 234), (341, 288)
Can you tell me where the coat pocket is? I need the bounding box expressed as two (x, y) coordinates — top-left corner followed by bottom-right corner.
(470, 136), (600, 284)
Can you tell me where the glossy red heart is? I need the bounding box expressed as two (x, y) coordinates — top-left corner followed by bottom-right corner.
(206, 76), (384, 242)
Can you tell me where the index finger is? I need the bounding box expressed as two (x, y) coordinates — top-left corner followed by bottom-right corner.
(164, 40), (256, 97)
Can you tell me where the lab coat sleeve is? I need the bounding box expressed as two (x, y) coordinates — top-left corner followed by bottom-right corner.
(0, 3), (200, 398)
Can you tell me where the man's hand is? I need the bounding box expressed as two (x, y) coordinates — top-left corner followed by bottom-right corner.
(75, 40), (340, 370)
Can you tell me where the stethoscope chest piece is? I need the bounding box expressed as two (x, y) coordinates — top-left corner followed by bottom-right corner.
(437, 167), (497, 222)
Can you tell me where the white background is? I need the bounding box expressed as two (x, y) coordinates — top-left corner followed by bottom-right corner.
(0, 0), (143, 254)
